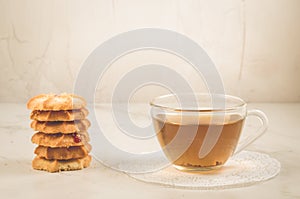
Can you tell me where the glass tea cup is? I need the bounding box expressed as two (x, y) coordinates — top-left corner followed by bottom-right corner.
(150, 93), (268, 171)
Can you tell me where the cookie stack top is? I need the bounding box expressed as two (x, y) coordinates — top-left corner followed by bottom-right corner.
(27, 93), (92, 172)
(27, 93), (87, 111)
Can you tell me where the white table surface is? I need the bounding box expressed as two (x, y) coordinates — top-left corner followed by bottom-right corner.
(1, 103), (299, 199)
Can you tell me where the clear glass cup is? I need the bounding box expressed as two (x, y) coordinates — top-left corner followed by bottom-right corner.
(150, 93), (268, 171)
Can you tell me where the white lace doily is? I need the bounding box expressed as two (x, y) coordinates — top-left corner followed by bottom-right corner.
(127, 151), (281, 190)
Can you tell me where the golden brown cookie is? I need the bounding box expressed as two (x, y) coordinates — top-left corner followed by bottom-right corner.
(27, 93), (86, 111)
(34, 144), (91, 160)
(30, 108), (89, 121)
(31, 132), (90, 147)
(32, 155), (92, 172)
(30, 119), (91, 134)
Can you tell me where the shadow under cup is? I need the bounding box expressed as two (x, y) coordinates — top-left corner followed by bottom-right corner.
(150, 94), (254, 172)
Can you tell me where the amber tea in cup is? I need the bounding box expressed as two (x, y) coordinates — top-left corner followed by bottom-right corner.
(150, 94), (268, 171)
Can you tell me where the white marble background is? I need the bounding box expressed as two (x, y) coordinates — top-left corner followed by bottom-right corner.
(0, 0), (299, 103)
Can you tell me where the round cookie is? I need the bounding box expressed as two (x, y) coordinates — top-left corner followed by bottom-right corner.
(27, 93), (86, 111)
(32, 155), (92, 173)
(30, 108), (89, 121)
(30, 119), (91, 134)
(34, 144), (91, 160)
(31, 132), (90, 147)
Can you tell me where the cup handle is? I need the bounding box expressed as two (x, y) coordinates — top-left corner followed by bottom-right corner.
(234, 109), (269, 154)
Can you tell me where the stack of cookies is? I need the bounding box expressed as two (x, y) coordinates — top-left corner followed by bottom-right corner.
(27, 93), (92, 172)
